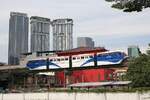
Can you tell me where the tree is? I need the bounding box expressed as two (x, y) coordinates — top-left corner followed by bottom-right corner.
(126, 54), (150, 87)
(146, 43), (150, 55)
(105, 0), (150, 12)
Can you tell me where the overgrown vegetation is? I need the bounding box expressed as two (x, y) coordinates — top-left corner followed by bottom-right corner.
(126, 53), (150, 87)
(47, 87), (150, 93)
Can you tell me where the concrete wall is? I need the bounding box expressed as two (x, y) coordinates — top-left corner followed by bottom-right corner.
(0, 92), (150, 100)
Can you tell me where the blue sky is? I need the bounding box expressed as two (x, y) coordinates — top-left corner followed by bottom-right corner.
(0, 0), (150, 63)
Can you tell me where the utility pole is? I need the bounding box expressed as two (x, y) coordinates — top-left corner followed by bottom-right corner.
(94, 53), (98, 67)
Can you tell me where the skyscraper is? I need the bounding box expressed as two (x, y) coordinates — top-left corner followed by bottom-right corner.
(77, 37), (95, 48)
(30, 16), (50, 52)
(52, 19), (73, 51)
(8, 12), (29, 65)
(128, 45), (141, 58)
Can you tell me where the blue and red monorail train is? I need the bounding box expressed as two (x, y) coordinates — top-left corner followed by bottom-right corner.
(26, 51), (127, 70)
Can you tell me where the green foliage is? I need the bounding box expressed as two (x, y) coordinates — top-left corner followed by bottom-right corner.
(126, 54), (150, 87)
(105, 0), (114, 2)
(105, 0), (150, 12)
(124, 1), (143, 12)
(111, 3), (124, 9)
(47, 87), (150, 93)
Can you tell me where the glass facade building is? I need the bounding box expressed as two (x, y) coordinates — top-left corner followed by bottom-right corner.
(8, 12), (29, 65)
(30, 16), (50, 52)
(52, 19), (73, 51)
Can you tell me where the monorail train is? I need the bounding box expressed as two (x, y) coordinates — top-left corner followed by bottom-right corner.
(26, 51), (127, 70)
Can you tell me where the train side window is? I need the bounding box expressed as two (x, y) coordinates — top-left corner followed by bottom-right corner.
(65, 58), (68, 60)
(57, 59), (60, 61)
(50, 59), (53, 62)
(77, 57), (80, 59)
(61, 58), (64, 61)
(89, 56), (93, 58)
(97, 54), (101, 57)
(81, 56), (84, 59)
(85, 56), (88, 59)
(73, 57), (76, 60)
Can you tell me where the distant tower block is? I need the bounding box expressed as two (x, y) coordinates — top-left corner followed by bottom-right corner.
(128, 45), (141, 58)
(77, 37), (95, 48)
(52, 19), (73, 51)
(8, 12), (29, 65)
(30, 16), (50, 52)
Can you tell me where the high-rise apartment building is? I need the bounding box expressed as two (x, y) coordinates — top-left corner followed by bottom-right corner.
(30, 16), (50, 52)
(52, 19), (73, 51)
(8, 12), (29, 65)
(77, 37), (94, 48)
(128, 45), (141, 58)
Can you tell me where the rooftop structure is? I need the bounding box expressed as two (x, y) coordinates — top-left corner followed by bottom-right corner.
(68, 81), (131, 88)
(0, 62), (6, 66)
(57, 47), (106, 56)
